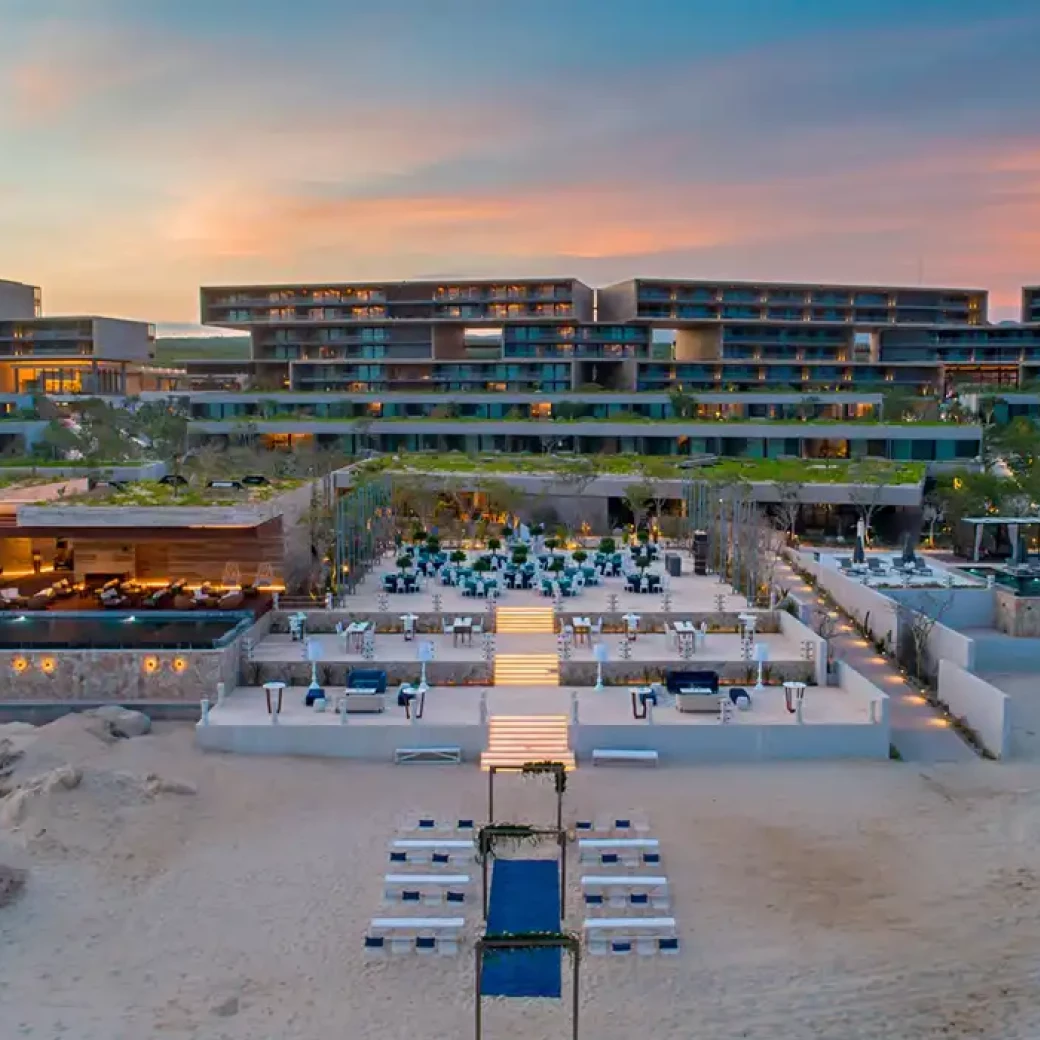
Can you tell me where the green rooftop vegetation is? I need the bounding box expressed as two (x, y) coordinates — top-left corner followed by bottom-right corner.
(50, 477), (305, 508)
(362, 452), (926, 485)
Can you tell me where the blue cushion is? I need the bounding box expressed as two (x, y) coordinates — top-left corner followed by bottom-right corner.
(457, 819), (474, 830)
(602, 853), (619, 865)
(659, 937), (679, 951)
(631, 893), (649, 905)
(584, 893), (603, 905)
(611, 941), (632, 953)
(446, 891), (465, 903)
(416, 936), (436, 950)
(389, 852), (407, 863)
(364, 935), (384, 948)
(418, 818), (435, 828)
(615, 819), (631, 829)
(432, 853), (449, 864)
(643, 852), (660, 864)
(402, 891), (421, 902)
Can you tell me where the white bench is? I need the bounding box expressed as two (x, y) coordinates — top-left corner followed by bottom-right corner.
(394, 747), (462, 765)
(578, 837), (661, 867)
(581, 875), (669, 911)
(365, 916), (465, 957)
(383, 874), (470, 907)
(574, 816), (651, 837)
(583, 917), (679, 956)
(406, 817), (476, 833)
(591, 749), (659, 767)
(389, 839), (473, 867)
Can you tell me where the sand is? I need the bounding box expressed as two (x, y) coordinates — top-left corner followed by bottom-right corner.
(3, 720), (1040, 1039)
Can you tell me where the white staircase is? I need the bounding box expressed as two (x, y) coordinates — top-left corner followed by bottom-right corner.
(495, 606), (556, 634)
(480, 714), (575, 770)
(493, 653), (559, 687)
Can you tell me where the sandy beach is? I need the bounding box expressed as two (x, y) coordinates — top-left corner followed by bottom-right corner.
(3, 720), (1040, 1039)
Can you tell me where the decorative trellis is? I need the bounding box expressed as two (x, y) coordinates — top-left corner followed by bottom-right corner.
(333, 476), (393, 594)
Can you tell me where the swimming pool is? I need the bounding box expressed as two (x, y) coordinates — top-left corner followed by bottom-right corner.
(959, 567), (1040, 597)
(0, 611), (254, 650)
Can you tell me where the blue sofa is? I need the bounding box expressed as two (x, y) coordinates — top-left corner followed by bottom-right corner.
(665, 670), (719, 696)
(347, 668), (388, 693)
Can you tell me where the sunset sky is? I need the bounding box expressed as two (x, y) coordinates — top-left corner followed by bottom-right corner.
(1, 0), (1038, 330)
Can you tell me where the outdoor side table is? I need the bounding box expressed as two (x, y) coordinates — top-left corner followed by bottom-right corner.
(263, 680), (286, 715)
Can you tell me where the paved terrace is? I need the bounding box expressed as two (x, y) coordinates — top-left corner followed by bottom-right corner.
(343, 548), (753, 615)
(212, 682), (874, 727)
(250, 629), (807, 665)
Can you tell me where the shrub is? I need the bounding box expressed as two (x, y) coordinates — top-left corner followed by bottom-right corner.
(572, 549), (588, 566)
(544, 537), (559, 551)
(396, 555), (413, 570)
(598, 537), (616, 555)
(488, 536), (501, 552)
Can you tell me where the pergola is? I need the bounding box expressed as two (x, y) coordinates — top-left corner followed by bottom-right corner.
(962, 516), (1040, 563)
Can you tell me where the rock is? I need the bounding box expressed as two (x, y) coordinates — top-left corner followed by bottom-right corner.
(85, 707), (152, 739)
(143, 774), (197, 797)
(211, 996), (239, 1018)
(0, 789), (30, 827)
(0, 864), (27, 908)
(40, 766), (82, 793)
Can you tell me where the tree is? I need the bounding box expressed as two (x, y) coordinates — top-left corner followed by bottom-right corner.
(898, 592), (952, 683)
(668, 388), (698, 419)
(134, 398), (190, 475)
(772, 480), (804, 543)
(622, 480), (652, 531)
(848, 462), (890, 541)
(922, 493), (945, 548)
(986, 417), (1040, 480)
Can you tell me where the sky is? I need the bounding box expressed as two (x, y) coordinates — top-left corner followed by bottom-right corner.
(0, 0), (1038, 331)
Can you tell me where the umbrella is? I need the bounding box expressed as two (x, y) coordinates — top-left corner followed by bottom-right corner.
(901, 532), (917, 567)
(853, 535), (865, 565)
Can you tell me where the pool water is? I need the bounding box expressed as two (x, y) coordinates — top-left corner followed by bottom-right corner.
(0, 611), (253, 650)
(960, 567), (1040, 597)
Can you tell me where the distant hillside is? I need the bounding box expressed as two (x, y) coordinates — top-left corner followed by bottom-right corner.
(153, 336), (251, 364)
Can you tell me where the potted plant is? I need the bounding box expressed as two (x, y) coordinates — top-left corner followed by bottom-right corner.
(450, 549), (467, 566)
(487, 536), (501, 556)
(425, 535), (441, 554)
(411, 526), (426, 544)
(473, 557), (492, 576)
(397, 554), (414, 573)
(501, 524), (514, 541)
(572, 549), (588, 567)
(637, 528), (650, 546)
(512, 548), (528, 566)
(544, 536), (559, 552)
(598, 537), (616, 555)
(548, 557), (565, 576)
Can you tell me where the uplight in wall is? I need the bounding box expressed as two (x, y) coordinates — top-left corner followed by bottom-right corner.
(143, 656), (160, 674)
(12, 656), (28, 673)
(40, 657), (56, 675)
(172, 656), (188, 674)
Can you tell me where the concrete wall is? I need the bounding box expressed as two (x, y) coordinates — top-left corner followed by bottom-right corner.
(777, 610), (828, 685)
(994, 587), (1040, 637)
(972, 634), (1040, 673)
(887, 586), (995, 631)
(797, 550), (900, 650)
(0, 645), (236, 702)
(196, 716), (889, 762)
(0, 280), (37, 320)
(937, 660), (1011, 758)
(924, 620), (976, 672)
(92, 317), (154, 361)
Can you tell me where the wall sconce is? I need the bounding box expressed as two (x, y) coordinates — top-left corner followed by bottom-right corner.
(40, 657), (56, 675)
(143, 656), (160, 674)
(12, 656), (28, 673)
(172, 656), (188, 674)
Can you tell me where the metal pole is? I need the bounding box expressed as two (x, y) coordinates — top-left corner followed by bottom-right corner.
(572, 946), (580, 1040)
(488, 767), (494, 824)
(559, 831), (567, 921)
(474, 942), (483, 1040)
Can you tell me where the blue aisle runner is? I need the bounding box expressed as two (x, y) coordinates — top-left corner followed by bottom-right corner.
(481, 859), (561, 998)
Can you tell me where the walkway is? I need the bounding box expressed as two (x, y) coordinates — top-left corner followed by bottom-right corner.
(777, 559), (976, 763)
(481, 859), (561, 998)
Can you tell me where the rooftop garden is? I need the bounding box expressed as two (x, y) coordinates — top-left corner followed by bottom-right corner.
(362, 452), (926, 485)
(48, 477), (305, 508)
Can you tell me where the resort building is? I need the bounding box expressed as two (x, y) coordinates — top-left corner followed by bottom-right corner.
(1023, 286), (1040, 324)
(0, 278), (41, 320)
